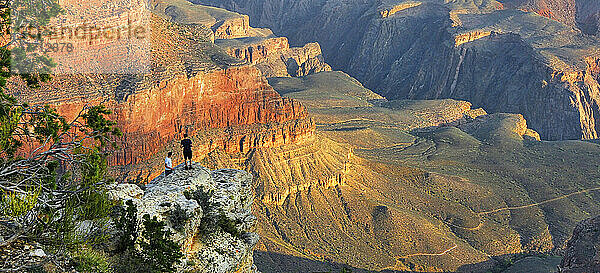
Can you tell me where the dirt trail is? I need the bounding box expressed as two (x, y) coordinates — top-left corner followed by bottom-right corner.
(383, 244), (459, 271)
(446, 186), (600, 230)
(399, 244), (458, 259)
(479, 186), (600, 215)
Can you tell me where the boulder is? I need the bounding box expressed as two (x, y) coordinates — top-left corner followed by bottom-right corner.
(108, 163), (259, 273)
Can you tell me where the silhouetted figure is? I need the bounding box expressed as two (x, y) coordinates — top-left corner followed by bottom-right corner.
(181, 134), (193, 169)
(165, 151), (174, 176)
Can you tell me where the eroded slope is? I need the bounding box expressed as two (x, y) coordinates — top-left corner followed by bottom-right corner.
(233, 71), (600, 272)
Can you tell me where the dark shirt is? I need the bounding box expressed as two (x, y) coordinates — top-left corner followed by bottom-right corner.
(181, 138), (192, 152)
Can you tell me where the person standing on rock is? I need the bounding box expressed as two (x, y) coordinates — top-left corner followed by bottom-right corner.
(165, 152), (174, 176)
(181, 134), (193, 170)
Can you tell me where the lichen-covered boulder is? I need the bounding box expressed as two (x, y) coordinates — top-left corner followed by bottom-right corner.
(108, 163), (260, 273)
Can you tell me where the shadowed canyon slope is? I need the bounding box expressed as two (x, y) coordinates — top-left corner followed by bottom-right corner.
(196, 0), (600, 141)
(559, 215), (600, 272)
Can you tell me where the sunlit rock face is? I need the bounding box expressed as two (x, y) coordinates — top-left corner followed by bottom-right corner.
(8, 12), (315, 182)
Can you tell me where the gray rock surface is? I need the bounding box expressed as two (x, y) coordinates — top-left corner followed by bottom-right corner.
(108, 163), (259, 273)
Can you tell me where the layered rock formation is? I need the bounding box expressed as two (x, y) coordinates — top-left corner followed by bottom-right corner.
(196, 0), (600, 140)
(559, 215), (600, 273)
(218, 37), (332, 77)
(8, 5), (316, 182)
(108, 164), (260, 273)
(153, 0), (332, 78)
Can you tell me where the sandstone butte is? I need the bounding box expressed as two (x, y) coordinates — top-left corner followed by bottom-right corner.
(8, 10), (316, 183)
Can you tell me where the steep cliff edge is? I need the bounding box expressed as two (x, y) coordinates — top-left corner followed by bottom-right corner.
(108, 164), (260, 273)
(559, 215), (600, 273)
(8, 12), (315, 182)
(196, 0), (600, 141)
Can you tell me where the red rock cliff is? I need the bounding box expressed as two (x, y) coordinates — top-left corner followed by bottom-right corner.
(8, 14), (315, 182)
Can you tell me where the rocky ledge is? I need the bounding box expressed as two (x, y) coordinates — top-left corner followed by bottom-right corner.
(108, 163), (259, 273)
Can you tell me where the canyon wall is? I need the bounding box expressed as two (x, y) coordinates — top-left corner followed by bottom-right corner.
(196, 70), (600, 272)
(8, 13), (315, 182)
(196, 0), (600, 140)
(11, 66), (315, 182)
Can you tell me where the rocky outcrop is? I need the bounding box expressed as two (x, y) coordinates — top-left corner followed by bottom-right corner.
(221, 37), (290, 65)
(278, 42), (332, 77)
(559, 215), (600, 273)
(458, 113), (542, 144)
(218, 37), (332, 77)
(212, 14), (269, 40)
(454, 31), (493, 47)
(379, 1), (422, 18)
(108, 164), (259, 273)
(150, 0), (273, 41)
